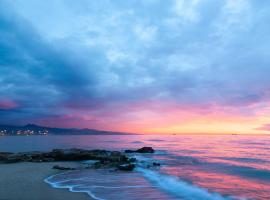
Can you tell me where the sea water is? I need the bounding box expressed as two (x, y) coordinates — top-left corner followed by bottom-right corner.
(1, 135), (269, 199)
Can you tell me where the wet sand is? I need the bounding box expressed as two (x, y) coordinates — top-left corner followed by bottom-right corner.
(0, 162), (92, 200)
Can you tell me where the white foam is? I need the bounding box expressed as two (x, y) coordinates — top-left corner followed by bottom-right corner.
(45, 175), (105, 200)
(45, 169), (239, 200)
(136, 168), (234, 200)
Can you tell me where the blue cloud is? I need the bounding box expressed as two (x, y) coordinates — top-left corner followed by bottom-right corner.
(1, 0), (270, 127)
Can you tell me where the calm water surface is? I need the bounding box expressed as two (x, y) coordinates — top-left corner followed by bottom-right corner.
(0, 135), (269, 200)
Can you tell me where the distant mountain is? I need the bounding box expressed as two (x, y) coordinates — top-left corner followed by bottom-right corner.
(0, 124), (129, 136)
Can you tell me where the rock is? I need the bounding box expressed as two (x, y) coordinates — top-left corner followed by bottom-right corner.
(110, 151), (122, 157)
(125, 147), (155, 154)
(31, 159), (43, 163)
(93, 159), (128, 169)
(42, 158), (55, 162)
(137, 147), (155, 153)
(47, 149), (120, 162)
(153, 162), (160, 166)
(93, 161), (103, 169)
(117, 164), (135, 171)
(52, 165), (76, 170)
(128, 157), (137, 163)
(0, 148), (138, 170)
(5, 155), (22, 163)
(0, 152), (14, 162)
(124, 150), (135, 153)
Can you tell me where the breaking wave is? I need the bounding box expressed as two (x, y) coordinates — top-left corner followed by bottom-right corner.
(136, 168), (235, 200)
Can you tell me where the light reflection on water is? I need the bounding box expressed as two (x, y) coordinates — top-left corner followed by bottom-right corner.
(1, 135), (270, 199)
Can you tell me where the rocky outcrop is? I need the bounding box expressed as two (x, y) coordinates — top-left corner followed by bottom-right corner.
(0, 148), (128, 164)
(52, 165), (76, 170)
(125, 147), (155, 154)
(0, 147), (155, 171)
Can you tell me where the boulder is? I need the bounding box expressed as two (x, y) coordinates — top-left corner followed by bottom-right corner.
(128, 157), (137, 163)
(52, 165), (76, 170)
(0, 152), (14, 162)
(125, 150), (135, 153)
(137, 147), (155, 153)
(5, 155), (22, 163)
(153, 162), (161, 166)
(125, 147), (155, 154)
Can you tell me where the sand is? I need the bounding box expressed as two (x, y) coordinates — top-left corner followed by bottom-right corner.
(0, 162), (92, 200)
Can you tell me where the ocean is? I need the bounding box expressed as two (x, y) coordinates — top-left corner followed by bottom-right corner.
(0, 135), (269, 200)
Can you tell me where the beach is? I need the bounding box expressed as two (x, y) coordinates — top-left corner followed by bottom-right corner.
(0, 162), (91, 200)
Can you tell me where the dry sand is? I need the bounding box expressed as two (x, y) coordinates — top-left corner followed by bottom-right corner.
(0, 162), (92, 200)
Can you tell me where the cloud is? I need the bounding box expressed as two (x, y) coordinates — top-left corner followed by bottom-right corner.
(0, 99), (18, 110)
(0, 0), (270, 132)
(0, 1), (99, 122)
(173, 0), (202, 22)
(256, 124), (270, 131)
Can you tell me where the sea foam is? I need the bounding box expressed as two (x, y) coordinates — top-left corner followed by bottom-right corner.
(136, 167), (234, 200)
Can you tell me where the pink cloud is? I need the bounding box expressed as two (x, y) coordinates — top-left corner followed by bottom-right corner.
(256, 124), (270, 131)
(37, 99), (256, 133)
(0, 100), (18, 110)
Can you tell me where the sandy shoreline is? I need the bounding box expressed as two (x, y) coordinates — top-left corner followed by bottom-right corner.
(0, 162), (92, 200)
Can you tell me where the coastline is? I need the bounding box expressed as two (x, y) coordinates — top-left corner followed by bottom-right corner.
(0, 147), (155, 200)
(0, 162), (92, 200)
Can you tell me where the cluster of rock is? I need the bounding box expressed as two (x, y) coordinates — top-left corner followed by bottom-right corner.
(0, 147), (156, 171)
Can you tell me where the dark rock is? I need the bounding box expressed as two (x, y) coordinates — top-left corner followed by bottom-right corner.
(0, 148), (137, 170)
(110, 151), (122, 157)
(46, 149), (113, 162)
(124, 150), (135, 153)
(117, 164), (135, 171)
(94, 161), (103, 169)
(42, 158), (55, 162)
(93, 160), (128, 169)
(53, 165), (76, 170)
(5, 155), (22, 163)
(137, 147), (155, 153)
(125, 147), (155, 154)
(153, 162), (161, 166)
(0, 152), (14, 162)
(128, 157), (137, 163)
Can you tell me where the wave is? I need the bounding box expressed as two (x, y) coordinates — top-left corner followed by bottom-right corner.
(147, 139), (165, 142)
(131, 141), (144, 144)
(44, 152), (257, 200)
(213, 157), (267, 163)
(45, 169), (236, 200)
(157, 152), (270, 182)
(44, 175), (105, 200)
(136, 168), (235, 200)
(45, 169), (178, 200)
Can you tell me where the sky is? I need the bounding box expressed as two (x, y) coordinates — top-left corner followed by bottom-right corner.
(0, 0), (270, 134)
